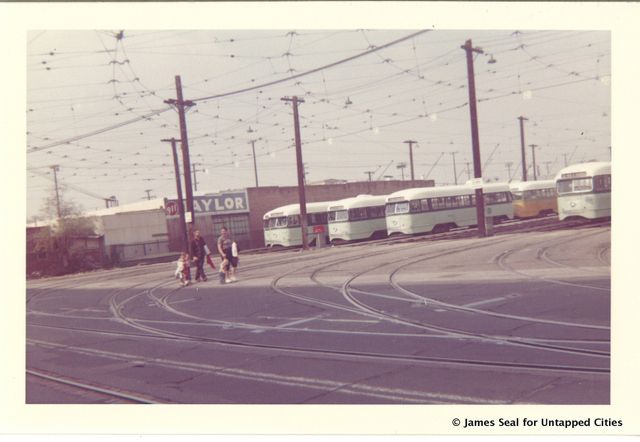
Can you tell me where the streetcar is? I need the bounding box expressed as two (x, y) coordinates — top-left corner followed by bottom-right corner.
(509, 179), (558, 218)
(263, 201), (331, 247)
(385, 183), (513, 235)
(327, 194), (388, 242)
(555, 161), (611, 221)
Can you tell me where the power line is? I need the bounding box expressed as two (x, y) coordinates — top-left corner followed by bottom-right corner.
(192, 29), (431, 103)
(28, 107), (173, 153)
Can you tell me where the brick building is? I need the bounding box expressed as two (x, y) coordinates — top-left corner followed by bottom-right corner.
(165, 180), (434, 251)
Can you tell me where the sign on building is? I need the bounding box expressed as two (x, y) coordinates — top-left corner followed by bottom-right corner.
(165, 190), (250, 219)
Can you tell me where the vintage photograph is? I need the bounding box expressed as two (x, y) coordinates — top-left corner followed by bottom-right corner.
(6, 0), (636, 433)
(25, 27), (612, 408)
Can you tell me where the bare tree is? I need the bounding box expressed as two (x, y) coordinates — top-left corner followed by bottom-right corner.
(31, 185), (99, 275)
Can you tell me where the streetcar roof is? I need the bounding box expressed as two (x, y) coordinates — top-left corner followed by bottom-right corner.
(263, 201), (333, 219)
(386, 185), (467, 201)
(327, 194), (388, 211)
(555, 161), (611, 180)
(385, 183), (509, 201)
(509, 179), (556, 192)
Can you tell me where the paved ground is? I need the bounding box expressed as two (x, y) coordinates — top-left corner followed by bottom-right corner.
(26, 224), (610, 405)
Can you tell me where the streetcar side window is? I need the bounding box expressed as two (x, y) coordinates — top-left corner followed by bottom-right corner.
(348, 207), (367, 220)
(430, 197), (445, 210)
(594, 174), (612, 192)
(511, 191), (523, 200)
(420, 198), (430, 212)
(287, 215), (300, 227)
(486, 191), (510, 204)
(366, 206), (385, 218)
(308, 212), (328, 225)
(457, 194), (472, 207)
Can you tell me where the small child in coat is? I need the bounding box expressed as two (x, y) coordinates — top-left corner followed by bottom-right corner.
(175, 252), (191, 286)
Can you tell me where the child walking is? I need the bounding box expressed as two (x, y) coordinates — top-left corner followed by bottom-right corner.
(175, 252), (191, 287)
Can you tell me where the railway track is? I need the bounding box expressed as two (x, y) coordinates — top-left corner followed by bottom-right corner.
(26, 219), (611, 403)
(26, 368), (163, 404)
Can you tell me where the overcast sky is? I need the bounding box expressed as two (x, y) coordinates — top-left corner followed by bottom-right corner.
(26, 27), (610, 219)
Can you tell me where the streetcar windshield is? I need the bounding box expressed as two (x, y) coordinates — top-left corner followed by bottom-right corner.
(557, 178), (593, 194)
(272, 216), (288, 228)
(328, 210), (348, 222)
(386, 202), (409, 215)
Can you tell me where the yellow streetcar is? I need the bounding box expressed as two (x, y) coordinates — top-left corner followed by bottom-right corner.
(509, 179), (558, 219)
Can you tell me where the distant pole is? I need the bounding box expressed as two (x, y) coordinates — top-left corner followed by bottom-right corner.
(530, 144), (538, 181)
(403, 140), (417, 181)
(50, 165), (61, 219)
(506, 162), (513, 182)
(162, 137), (189, 252)
(191, 163), (207, 192)
(462, 38), (486, 237)
(250, 139), (259, 187)
(144, 189), (153, 200)
(608, 145), (612, 160)
(365, 171), (374, 181)
(466, 161), (471, 181)
(450, 152), (458, 185)
(191, 164), (198, 192)
(165, 75), (196, 227)
(282, 96), (309, 251)
(518, 116), (528, 181)
(396, 162), (406, 181)
(563, 153), (570, 167)
(544, 161), (552, 177)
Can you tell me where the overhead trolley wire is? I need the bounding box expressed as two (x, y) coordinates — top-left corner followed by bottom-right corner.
(192, 29), (431, 103)
(27, 107), (174, 153)
(28, 29), (431, 154)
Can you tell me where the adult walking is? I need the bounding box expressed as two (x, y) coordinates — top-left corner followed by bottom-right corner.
(190, 229), (208, 282)
(217, 226), (237, 283)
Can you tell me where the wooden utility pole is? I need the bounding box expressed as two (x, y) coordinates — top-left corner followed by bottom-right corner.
(250, 139), (259, 187)
(281, 96), (309, 250)
(403, 140), (417, 181)
(530, 144), (539, 181)
(50, 165), (61, 219)
(450, 152), (458, 185)
(162, 137), (189, 252)
(191, 163), (206, 192)
(165, 75), (196, 227)
(518, 116), (528, 181)
(462, 39), (487, 237)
